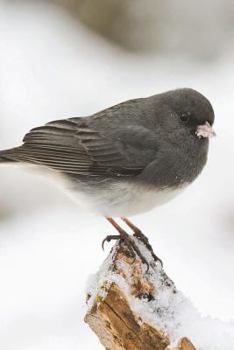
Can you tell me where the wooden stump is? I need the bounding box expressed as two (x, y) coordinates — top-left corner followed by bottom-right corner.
(85, 237), (196, 350)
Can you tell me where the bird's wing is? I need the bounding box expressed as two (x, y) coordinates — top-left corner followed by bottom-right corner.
(5, 117), (158, 177)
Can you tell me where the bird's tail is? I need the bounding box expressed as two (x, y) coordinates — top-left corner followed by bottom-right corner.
(0, 149), (18, 163)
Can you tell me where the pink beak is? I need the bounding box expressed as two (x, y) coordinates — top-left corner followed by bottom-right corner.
(196, 121), (216, 139)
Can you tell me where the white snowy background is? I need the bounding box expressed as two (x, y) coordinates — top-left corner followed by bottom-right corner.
(0, 1), (234, 349)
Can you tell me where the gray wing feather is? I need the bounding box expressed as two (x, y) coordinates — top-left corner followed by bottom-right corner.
(4, 117), (150, 177)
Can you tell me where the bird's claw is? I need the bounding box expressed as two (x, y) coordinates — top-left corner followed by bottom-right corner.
(133, 230), (163, 267)
(102, 231), (150, 272)
(121, 218), (163, 267)
(102, 235), (120, 251)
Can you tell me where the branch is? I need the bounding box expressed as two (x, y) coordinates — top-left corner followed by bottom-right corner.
(85, 237), (196, 350)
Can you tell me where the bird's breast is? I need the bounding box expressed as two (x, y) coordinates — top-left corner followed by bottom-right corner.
(66, 180), (186, 217)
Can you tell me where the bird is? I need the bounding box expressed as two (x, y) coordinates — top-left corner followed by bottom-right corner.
(0, 88), (215, 265)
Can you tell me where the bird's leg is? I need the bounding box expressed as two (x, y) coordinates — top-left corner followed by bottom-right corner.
(121, 217), (163, 266)
(102, 217), (150, 269)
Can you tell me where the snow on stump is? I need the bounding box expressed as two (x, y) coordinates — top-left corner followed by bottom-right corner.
(85, 237), (196, 350)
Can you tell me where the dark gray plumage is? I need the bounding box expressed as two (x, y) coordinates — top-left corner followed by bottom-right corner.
(0, 88), (215, 217)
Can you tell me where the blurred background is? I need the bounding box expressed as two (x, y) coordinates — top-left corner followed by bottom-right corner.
(0, 1), (234, 349)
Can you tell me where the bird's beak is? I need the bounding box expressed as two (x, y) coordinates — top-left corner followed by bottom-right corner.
(196, 121), (216, 139)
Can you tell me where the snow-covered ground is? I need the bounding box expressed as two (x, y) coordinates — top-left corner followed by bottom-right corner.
(0, 1), (234, 349)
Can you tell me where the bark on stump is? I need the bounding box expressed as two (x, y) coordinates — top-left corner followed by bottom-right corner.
(85, 237), (196, 350)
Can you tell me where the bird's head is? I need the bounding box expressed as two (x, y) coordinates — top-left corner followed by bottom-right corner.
(163, 88), (215, 140)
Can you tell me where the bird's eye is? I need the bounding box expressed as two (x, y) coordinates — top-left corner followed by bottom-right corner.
(180, 112), (191, 122)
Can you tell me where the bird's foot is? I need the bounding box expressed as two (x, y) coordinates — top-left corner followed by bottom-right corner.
(102, 231), (150, 271)
(121, 217), (163, 267)
(104, 218), (150, 271)
(102, 235), (120, 250)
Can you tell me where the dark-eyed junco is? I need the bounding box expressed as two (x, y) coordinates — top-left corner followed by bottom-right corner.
(0, 88), (215, 265)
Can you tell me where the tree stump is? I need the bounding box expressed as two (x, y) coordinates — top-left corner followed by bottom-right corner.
(85, 236), (196, 350)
